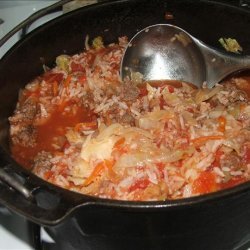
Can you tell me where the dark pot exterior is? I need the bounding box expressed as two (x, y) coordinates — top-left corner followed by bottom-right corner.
(44, 188), (250, 250)
(45, 190), (250, 250)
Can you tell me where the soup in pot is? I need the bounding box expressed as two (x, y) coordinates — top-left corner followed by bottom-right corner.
(9, 36), (250, 201)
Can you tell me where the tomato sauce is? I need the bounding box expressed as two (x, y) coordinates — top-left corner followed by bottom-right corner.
(223, 71), (250, 97)
(192, 171), (219, 194)
(9, 48), (250, 200)
(221, 177), (247, 189)
(12, 105), (95, 169)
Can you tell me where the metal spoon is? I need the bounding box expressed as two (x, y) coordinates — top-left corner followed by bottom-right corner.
(120, 24), (250, 88)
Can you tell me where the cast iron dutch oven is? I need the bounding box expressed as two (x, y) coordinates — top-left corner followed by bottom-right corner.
(0, 0), (250, 249)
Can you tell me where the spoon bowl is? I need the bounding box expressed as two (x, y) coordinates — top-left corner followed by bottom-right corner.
(121, 24), (250, 88)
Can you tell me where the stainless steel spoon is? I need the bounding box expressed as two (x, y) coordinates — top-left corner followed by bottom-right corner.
(120, 24), (250, 88)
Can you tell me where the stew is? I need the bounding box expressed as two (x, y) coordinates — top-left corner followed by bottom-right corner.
(9, 36), (250, 201)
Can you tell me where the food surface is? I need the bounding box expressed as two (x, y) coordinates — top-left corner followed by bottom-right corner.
(9, 36), (250, 201)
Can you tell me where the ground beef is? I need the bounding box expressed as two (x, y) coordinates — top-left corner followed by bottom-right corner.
(32, 151), (53, 175)
(10, 125), (37, 147)
(9, 98), (38, 147)
(220, 152), (241, 171)
(118, 113), (135, 126)
(119, 82), (140, 102)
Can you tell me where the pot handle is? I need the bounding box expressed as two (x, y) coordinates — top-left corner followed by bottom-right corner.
(0, 0), (73, 48)
(0, 165), (32, 200)
(0, 165), (91, 226)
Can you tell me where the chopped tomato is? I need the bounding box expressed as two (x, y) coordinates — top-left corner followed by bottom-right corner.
(159, 96), (165, 109)
(44, 170), (54, 179)
(168, 85), (175, 93)
(43, 72), (64, 83)
(86, 52), (95, 65)
(62, 141), (70, 151)
(129, 179), (150, 192)
(70, 61), (85, 72)
(186, 107), (194, 113)
(192, 171), (219, 194)
(156, 163), (165, 178)
(23, 89), (40, 98)
(210, 150), (224, 169)
(78, 74), (87, 83)
(138, 85), (148, 97)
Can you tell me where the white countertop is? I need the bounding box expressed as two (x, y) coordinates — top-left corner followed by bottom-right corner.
(0, 1), (58, 58)
(0, 2), (58, 249)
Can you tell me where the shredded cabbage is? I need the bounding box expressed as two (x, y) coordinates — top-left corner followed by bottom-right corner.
(56, 55), (70, 72)
(219, 37), (242, 54)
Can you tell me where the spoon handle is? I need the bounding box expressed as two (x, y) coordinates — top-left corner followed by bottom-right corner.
(195, 39), (250, 88)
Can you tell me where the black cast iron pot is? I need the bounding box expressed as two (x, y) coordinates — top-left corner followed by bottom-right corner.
(0, 0), (250, 249)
